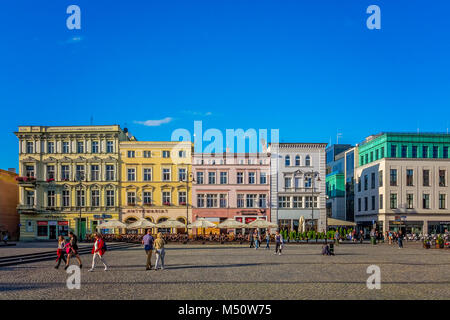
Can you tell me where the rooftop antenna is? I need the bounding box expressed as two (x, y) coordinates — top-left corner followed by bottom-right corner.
(336, 131), (343, 144)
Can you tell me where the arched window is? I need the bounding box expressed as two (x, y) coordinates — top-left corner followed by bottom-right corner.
(285, 155), (291, 166)
(295, 155), (300, 166)
(305, 155), (311, 166)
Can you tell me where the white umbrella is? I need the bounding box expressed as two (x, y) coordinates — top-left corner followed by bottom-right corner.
(247, 219), (278, 229)
(97, 220), (127, 229)
(155, 219), (186, 229)
(217, 218), (247, 229)
(127, 218), (156, 229)
(187, 218), (217, 229)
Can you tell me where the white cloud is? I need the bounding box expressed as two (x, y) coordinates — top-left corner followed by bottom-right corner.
(182, 111), (213, 116)
(134, 117), (173, 127)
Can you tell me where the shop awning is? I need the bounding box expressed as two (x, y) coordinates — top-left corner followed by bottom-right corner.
(327, 218), (356, 227)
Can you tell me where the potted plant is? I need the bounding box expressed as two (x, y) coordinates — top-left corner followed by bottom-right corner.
(437, 236), (444, 249)
(423, 239), (431, 249)
(46, 178), (55, 183)
(163, 202), (171, 206)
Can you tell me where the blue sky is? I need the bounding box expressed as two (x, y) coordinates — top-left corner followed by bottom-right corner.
(1, 0), (449, 169)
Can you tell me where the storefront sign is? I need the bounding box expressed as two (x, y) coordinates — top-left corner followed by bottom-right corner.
(48, 221), (57, 226)
(123, 209), (169, 214)
(245, 217), (257, 224)
(58, 221), (69, 226)
(37, 221), (48, 226)
(94, 214), (113, 219)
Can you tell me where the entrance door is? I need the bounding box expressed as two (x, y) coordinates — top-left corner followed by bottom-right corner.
(77, 218), (87, 241)
(49, 226), (57, 240)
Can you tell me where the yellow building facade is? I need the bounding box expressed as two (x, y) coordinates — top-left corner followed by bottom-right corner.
(14, 125), (130, 241)
(119, 141), (193, 232)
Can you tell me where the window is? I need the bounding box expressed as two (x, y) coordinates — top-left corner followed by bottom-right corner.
(305, 196), (313, 208)
(423, 194), (430, 209)
(444, 146), (449, 158)
(371, 196), (375, 210)
(127, 151), (135, 158)
(370, 152), (373, 162)
(433, 146), (439, 158)
(77, 141), (84, 153)
(237, 172), (244, 184)
(390, 145), (397, 158)
(364, 175), (368, 191)
(143, 192), (152, 205)
(162, 168), (171, 181)
(412, 146), (418, 158)
(61, 165), (70, 180)
(237, 194), (244, 208)
(390, 169), (397, 186)
(162, 150), (170, 158)
(197, 194), (205, 208)
(220, 194), (227, 208)
(37, 225), (48, 237)
(295, 155), (300, 166)
(358, 198), (361, 212)
(406, 194), (414, 209)
(305, 155), (311, 166)
(90, 165), (99, 181)
(364, 197), (368, 211)
(47, 142), (55, 154)
(76, 165), (85, 180)
(379, 194), (383, 210)
(259, 194), (267, 208)
(63, 142), (70, 153)
(91, 189), (100, 207)
(107, 141), (114, 153)
(178, 150), (186, 158)
(47, 165), (55, 180)
(406, 169), (414, 186)
(439, 170), (446, 187)
(162, 191), (171, 204)
(196, 172), (204, 184)
(127, 192), (136, 205)
(375, 149), (379, 160)
(260, 172), (267, 184)
(380, 147), (385, 158)
(208, 172), (216, 184)
(285, 155), (290, 166)
(360, 156), (364, 166)
(106, 165), (115, 181)
(26, 191), (35, 206)
(423, 170), (430, 186)
(439, 194), (446, 209)
(62, 190), (70, 207)
(92, 141), (99, 153)
(423, 146), (428, 158)
(127, 168), (136, 181)
(220, 172), (228, 184)
(178, 191), (187, 205)
(278, 196), (291, 208)
(143, 150), (151, 158)
(26, 141), (34, 153)
(248, 172), (256, 184)
(285, 177), (291, 188)
(379, 170), (383, 187)
(401, 145), (407, 158)
(357, 177), (361, 192)
(106, 190), (115, 207)
(304, 177), (312, 188)
(293, 196), (302, 208)
(390, 193), (397, 209)
(295, 177), (301, 188)
(143, 168), (152, 181)
(246, 194), (257, 208)
(178, 168), (187, 182)
(76, 189), (85, 207)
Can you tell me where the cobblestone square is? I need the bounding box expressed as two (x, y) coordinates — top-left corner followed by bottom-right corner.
(1, 242), (450, 300)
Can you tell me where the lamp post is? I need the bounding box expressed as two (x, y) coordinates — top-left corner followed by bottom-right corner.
(183, 171), (195, 234)
(76, 172), (85, 241)
(295, 169), (321, 231)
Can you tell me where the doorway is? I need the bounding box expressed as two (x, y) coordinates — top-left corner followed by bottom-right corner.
(49, 225), (57, 240)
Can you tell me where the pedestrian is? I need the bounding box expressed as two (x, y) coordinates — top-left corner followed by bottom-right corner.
(65, 231), (82, 270)
(142, 229), (154, 270)
(265, 231), (270, 250)
(88, 233), (109, 272)
(254, 230), (260, 249)
(359, 230), (364, 244)
(274, 231), (283, 255)
(54, 235), (67, 269)
(398, 230), (403, 249)
(334, 229), (340, 245)
(249, 232), (254, 248)
(154, 232), (166, 270)
(2, 231), (9, 245)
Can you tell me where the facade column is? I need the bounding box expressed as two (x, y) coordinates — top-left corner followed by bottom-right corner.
(423, 220), (428, 235)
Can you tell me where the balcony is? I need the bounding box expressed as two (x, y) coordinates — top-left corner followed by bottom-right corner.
(15, 176), (37, 187)
(17, 204), (38, 214)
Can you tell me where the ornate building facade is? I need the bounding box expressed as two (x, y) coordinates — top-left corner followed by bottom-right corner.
(14, 125), (129, 241)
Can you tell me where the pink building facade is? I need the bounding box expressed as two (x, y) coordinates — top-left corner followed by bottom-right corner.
(192, 153), (271, 232)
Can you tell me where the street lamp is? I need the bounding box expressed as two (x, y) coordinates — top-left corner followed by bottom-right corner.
(183, 171), (195, 234)
(76, 172), (85, 241)
(295, 169), (321, 231)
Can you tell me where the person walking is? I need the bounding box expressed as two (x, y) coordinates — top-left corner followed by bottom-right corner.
(154, 232), (166, 270)
(334, 229), (340, 245)
(397, 230), (403, 249)
(249, 232), (254, 248)
(2, 231), (9, 245)
(65, 231), (82, 270)
(359, 229), (364, 244)
(88, 233), (109, 272)
(54, 236), (67, 269)
(274, 231), (283, 255)
(142, 229), (154, 270)
(254, 230), (260, 249)
(265, 231), (270, 250)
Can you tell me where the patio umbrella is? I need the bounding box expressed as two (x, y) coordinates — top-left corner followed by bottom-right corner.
(127, 218), (156, 229)
(97, 220), (127, 229)
(155, 219), (186, 229)
(299, 216), (306, 233)
(247, 219), (278, 229)
(187, 218), (217, 229)
(217, 218), (247, 229)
